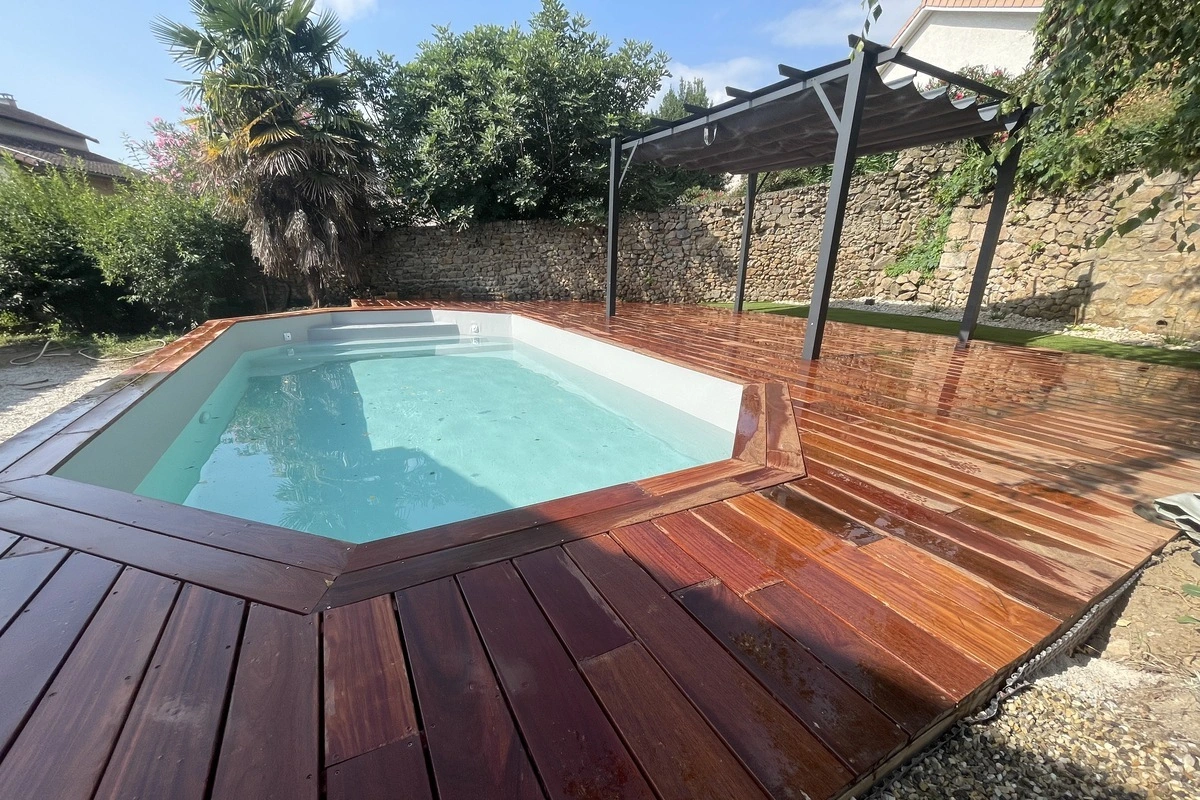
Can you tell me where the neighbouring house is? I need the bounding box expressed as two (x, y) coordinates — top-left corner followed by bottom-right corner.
(0, 92), (131, 192)
(880, 0), (1043, 82)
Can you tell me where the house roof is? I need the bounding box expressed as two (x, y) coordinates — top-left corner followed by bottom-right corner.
(0, 133), (130, 179)
(892, 0), (1044, 47)
(0, 100), (98, 143)
(621, 40), (1018, 176)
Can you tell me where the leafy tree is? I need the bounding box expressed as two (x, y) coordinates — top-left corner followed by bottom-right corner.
(656, 77), (710, 121)
(350, 0), (704, 225)
(153, 0), (377, 305)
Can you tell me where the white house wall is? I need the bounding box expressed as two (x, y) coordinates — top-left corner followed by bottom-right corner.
(883, 10), (1038, 82)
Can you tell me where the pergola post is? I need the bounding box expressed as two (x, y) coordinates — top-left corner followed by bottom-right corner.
(957, 138), (1022, 346)
(802, 50), (876, 361)
(733, 173), (758, 313)
(605, 136), (621, 318)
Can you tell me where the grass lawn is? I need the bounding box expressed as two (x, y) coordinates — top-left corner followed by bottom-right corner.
(716, 302), (1200, 369)
(0, 331), (177, 360)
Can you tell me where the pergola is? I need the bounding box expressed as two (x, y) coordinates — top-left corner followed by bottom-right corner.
(605, 36), (1030, 359)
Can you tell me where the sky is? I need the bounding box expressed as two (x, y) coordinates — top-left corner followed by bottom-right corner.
(0, 0), (919, 163)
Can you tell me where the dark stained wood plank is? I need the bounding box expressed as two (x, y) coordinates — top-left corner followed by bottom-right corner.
(323, 595), (417, 766)
(324, 473), (782, 609)
(580, 642), (770, 800)
(746, 580), (951, 737)
(764, 382), (806, 474)
(94, 585), (244, 800)
(675, 580), (907, 773)
(690, 502), (993, 698)
(0, 394), (107, 472)
(396, 578), (542, 800)
(347, 481), (649, 571)
(210, 603), (320, 800)
(0, 546), (66, 634)
(635, 458), (753, 495)
(566, 534), (853, 800)
(653, 511), (781, 596)
(325, 736), (433, 800)
(1, 475), (350, 573)
(515, 547), (633, 661)
(0, 529), (17, 556)
(609, 520), (712, 592)
(733, 383), (767, 464)
(0, 430), (93, 480)
(0, 553), (122, 754)
(1, 537), (60, 557)
(458, 562), (654, 800)
(0, 498), (331, 613)
(0, 568), (178, 800)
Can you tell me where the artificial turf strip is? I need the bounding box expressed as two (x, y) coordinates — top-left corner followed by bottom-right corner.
(713, 302), (1200, 370)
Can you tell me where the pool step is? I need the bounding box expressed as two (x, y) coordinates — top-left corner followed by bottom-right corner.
(247, 338), (512, 375)
(307, 321), (460, 343)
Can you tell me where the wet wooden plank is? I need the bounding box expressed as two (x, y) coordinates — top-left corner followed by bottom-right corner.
(747, 580), (951, 737)
(764, 382), (806, 474)
(515, 547), (633, 661)
(653, 511), (781, 596)
(94, 585), (244, 800)
(0, 546), (66, 634)
(676, 580), (908, 773)
(690, 502), (993, 699)
(325, 736), (432, 800)
(732, 384), (767, 464)
(723, 493), (1040, 667)
(2, 475), (350, 573)
(0, 568), (178, 800)
(609, 520), (713, 593)
(396, 578), (542, 800)
(458, 562), (654, 800)
(210, 604), (320, 800)
(566, 534), (853, 800)
(0, 498), (330, 613)
(323, 595), (417, 766)
(759, 483), (884, 546)
(792, 474), (1084, 620)
(0, 553), (122, 754)
(580, 642), (770, 800)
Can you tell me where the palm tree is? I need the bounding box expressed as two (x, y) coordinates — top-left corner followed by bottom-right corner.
(153, 0), (376, 305)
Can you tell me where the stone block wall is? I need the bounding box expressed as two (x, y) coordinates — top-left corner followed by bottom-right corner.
(361, 148), (1200, 337)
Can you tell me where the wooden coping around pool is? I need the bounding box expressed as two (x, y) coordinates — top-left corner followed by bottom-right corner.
(0, 300), (1194, 800)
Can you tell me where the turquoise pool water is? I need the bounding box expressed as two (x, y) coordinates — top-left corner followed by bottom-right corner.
(129, 338), (731, 542)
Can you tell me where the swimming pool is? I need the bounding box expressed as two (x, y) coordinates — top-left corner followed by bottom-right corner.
(55, 311), (742, 544)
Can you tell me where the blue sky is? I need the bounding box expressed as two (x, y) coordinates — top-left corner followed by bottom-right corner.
(1, 0), (918, 163)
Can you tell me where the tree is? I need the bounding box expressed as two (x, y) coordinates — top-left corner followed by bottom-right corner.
(350, 0), (706, 225)
(153, 0), (377, 305)
(655, 77), (710, 121)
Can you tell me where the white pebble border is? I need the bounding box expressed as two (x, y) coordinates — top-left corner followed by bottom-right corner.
(818, 297), (1200, 351)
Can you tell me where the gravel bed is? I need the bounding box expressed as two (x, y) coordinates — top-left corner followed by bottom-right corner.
(826, 297), (1200, 351)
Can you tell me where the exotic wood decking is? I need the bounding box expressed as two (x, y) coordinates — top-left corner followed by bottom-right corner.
(0, 301), (1195, 800)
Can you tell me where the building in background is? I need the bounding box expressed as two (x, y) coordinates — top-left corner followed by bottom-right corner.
(880, 0), (1044, 82)
(0, 93), (130, 192)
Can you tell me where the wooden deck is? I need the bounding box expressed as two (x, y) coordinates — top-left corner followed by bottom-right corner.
(0, 301), (1195, 800)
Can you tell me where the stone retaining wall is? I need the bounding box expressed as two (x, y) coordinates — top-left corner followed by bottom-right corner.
(361, 148), (1200, 337)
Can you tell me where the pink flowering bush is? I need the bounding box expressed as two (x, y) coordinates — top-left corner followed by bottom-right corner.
(125, 107), (212, 193)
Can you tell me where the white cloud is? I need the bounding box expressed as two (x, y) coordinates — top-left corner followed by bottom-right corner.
(316, 0), (378, 21)
(655, 56), (777, 109)
(768, 0), (921, 49)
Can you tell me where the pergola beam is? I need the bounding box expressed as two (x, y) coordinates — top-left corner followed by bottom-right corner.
(734, 173), (758, 313)
(957, 138), (1023, 345)
(802, 49), (876, 361)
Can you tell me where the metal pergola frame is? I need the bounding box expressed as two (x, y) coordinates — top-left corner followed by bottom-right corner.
(604, 36), (1030, 360)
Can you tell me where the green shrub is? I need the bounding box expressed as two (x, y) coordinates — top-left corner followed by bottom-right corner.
(0, 156), (127, 330)
(88, 178), (253, 327)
